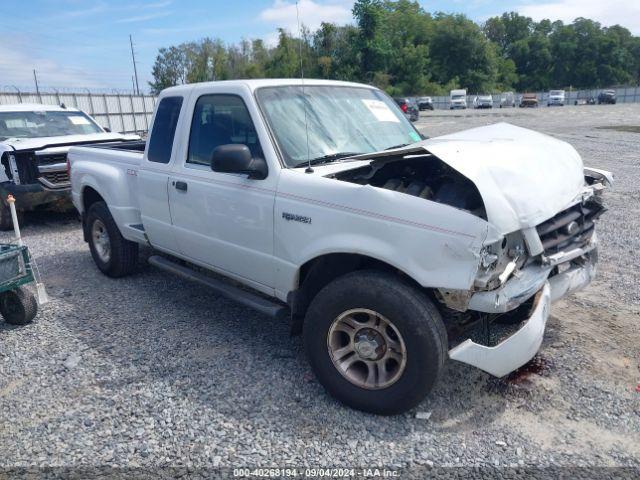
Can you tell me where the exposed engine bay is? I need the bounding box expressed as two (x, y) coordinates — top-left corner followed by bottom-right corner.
(328, 154), (487, 219)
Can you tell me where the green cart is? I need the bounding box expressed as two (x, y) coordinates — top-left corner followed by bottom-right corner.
(0, 243), (38, 325)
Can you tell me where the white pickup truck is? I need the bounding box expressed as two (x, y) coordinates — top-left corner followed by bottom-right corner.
(0, 104), (139, 229)
(69, 79), (611, 414)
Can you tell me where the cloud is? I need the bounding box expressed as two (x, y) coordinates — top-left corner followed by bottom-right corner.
(50, 0), (172, 21)
(116, 11), (172, 23)
(259, 0), (353, 35)
(0, 35), (139, 90)
(517, 0), (640, 34)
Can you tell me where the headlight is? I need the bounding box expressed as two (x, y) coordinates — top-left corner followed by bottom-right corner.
(475, 232), (527, 290)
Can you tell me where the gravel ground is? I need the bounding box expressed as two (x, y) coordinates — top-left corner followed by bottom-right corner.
(1, 104), (639, 477)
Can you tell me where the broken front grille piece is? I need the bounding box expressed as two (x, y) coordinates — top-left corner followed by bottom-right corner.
(536, 198), (605, 255)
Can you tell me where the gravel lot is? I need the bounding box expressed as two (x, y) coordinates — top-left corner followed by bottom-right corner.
(1, 104), (638, 476)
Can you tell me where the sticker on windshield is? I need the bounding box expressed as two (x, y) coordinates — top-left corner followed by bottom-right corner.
(408, 131), (421, 142)
(69, 116), (91, 125)
(361, 99), (400, 123)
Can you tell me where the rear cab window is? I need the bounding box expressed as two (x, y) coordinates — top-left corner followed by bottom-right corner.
(147, 96), (183, 164)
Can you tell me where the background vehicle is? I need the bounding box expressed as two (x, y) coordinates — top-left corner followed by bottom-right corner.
(0, 104), (139, 229)
(500, 92), (516, 108)
(69, 79), (610, 415)
(547, 90), (565, 106)
(393, 97), (419, 122)
(473, 94), (493, 109)
(598, 90), (617, 104)
(520, 93), (539, 107)
(417, 96), (434, 111)
(449, 89), (467, 109)
(574, 93), (596, 106)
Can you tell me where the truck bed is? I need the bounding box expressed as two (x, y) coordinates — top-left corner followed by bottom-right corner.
(86, 139), (146, 153)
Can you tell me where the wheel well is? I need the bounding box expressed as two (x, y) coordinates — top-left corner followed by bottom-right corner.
(81, 187), (105, 241)
(288, 253), (423, 334)
(82, 186), (104, 213)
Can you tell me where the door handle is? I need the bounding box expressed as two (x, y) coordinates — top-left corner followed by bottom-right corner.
(174, 180), (188, 192)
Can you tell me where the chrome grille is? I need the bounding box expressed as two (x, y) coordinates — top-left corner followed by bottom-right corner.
(536, 199), (605, 255)
(39, 171), (70, 188)
(36, 153), (67, 165)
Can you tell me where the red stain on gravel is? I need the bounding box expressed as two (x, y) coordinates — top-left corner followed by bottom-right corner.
(506, 355), (554, 384)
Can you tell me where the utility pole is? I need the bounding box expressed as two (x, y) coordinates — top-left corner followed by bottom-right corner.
(33, 69), (40, 95)
(129, 34), (140, 95)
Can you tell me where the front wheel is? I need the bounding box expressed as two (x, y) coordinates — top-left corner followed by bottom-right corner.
(303, 270), (447, 415)
(86, 201), (138, 277)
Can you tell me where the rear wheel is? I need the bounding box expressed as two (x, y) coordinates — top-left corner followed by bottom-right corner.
(0, 287), (37, 325)
(303, 270), (447, 415)
(86, 201), (138, 277)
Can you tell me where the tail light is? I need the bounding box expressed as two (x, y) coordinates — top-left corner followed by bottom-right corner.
(401, 103), (408, 113)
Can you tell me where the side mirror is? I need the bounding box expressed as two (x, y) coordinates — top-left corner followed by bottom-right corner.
(211, 144), (267, 180)
(103, 127), (111, 133)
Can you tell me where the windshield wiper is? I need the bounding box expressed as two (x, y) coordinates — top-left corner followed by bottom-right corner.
(384, 143), (410, 150)
(295, 152), (362, 168)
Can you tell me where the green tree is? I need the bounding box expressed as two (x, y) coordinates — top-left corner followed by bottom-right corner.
(352, 0), (389, 80)
(148, 4), (640, 96)
(429, 14), (498, 93)
(149, 46), (188, 94)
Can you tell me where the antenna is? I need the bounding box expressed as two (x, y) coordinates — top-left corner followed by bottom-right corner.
(296, 1), (313, 173)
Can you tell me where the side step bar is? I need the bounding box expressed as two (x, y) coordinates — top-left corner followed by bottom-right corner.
(148, 255), (289, 320)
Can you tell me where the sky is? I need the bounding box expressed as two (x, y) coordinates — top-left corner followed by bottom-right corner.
(2, 0), (639, 93)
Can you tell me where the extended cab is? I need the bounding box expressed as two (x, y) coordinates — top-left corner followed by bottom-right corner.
(69, 79), (611, 414)
(0, 104), (139, 229)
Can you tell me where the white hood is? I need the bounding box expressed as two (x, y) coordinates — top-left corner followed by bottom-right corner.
(421, 123), (584, 232)
(1, 132), (140, 152)
(316, 123), (586, 234)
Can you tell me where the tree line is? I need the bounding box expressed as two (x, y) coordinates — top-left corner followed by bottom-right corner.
(149, 0), (640, 96)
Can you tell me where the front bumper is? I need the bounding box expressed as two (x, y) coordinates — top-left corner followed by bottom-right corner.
(0, 182), (71, 210)
(449, 247), (597, 377)
(449, 283), (551, 377)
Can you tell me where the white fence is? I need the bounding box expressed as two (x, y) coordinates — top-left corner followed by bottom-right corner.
(428, 85), (640, 109)
(0, 88), (156, 135)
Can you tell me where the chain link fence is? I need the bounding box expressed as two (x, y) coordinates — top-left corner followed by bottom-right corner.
(0, 87), (156, 135)
(428, 85), (640, 109)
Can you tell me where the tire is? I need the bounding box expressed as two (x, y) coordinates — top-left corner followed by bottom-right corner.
(303, 270), (447, 415)
(86, 201), (138, 277)
(0, 286), (37, 325)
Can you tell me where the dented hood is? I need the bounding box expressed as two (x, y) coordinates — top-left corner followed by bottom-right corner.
(343, 123), (585, 234)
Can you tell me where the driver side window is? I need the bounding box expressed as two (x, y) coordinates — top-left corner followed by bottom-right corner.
(187, 94), (263, 166)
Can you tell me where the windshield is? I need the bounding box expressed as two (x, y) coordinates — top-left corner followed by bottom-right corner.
(256, 86), (421, 168)
(0, 110), (103, 141)
(452, 95), (465, 100)
(550, 90), (564, 96)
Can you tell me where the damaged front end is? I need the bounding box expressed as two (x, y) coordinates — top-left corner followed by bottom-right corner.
(328, 123), (611, 377)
